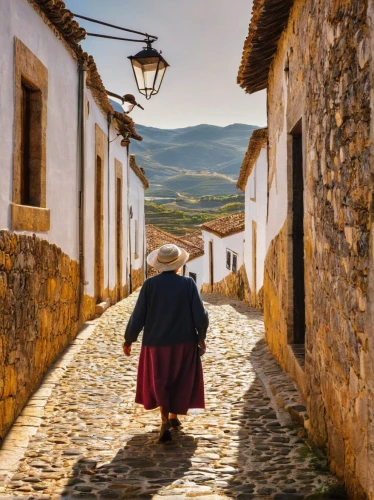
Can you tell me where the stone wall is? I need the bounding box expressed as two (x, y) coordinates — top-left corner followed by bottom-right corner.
(201, 265), (263, 311)
(265, 0), (373, 497)
(131, 267), (144, 292)
(263, 222), (289, 369)
(0, 231), (86, 441)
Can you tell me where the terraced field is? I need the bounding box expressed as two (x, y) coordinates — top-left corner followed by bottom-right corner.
(145, 194), (245, 235)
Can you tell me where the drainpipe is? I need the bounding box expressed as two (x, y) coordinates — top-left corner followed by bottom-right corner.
(107, 112), (111, 301)
(78, 64), (86, 321)
(143, 205), (147, 280)
(129, 204), (133, 294)
(126, 146), (133, 294)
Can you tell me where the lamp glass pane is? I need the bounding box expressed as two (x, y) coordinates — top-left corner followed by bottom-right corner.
(153, 61), (167, 92)
(143, 60), (159, 91)
(132, 60), (146, 92)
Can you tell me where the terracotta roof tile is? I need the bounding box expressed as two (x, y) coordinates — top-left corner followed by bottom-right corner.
(129, 155), (149, 190)
(179, 231), (204, 252)
(237, 0), (293, 94)
(201, 212), (245, 238)
(237, 128), (267, 191)
(146, 225), (204, 262)
(29, 0), (142, 141)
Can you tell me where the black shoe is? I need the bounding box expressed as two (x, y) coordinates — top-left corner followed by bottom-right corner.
(169, 418), (182, 428)
(159, 422), (172, 443)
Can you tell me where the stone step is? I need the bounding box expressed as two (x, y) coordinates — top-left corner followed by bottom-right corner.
(95, 298), (111, 317)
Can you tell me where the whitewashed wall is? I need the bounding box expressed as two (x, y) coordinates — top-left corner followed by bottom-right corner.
(0, 0), (79, 259)
(84, 91), (129, 299)
(244, 147), (268, 293)
(128, 168), (146, 274)
(184, 256), (204, 291)
(202, 230), (244, 285)
(266, 83), (289, 250)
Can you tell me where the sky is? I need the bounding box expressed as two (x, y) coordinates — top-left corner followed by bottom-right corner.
(64, 0), (267, 130)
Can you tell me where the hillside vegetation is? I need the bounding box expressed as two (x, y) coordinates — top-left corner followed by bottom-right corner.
(130, 123), (255, 235)
(145, 194), (245, 235)
(131, 123), (258, 191)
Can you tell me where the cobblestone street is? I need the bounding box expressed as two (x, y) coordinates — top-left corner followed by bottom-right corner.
(0, 292), (342, 500)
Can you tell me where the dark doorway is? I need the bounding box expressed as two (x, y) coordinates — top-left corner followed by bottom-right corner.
(189, 272), (197, 283)
(291, 125), (305, 344)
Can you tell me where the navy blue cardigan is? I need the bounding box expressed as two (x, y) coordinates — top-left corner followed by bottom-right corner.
(124, 272), (209, 347)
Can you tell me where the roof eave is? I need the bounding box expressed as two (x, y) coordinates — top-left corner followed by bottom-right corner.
(201, 227), (245, 239)
(236, 128), (268, 190)
(237, 0), (293, 94)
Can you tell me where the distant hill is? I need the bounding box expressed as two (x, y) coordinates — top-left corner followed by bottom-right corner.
(130, 123), (258, 195)
(162, 173), (238, 197)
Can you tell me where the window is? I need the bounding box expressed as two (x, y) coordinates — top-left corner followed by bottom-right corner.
(20, 80), (43, 207)
(232, 253), (238, 273)
(226, 249), (238, 273)
(189, 272), (197, 283)
(12, 38), (49, 231)
(226, 250), (231, 270)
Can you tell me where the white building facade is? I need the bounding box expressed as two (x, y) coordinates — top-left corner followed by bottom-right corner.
(201, 213), (245, 297)
(183, 255), (204, 291)
(0, 0), (147, 440)
(128, 155), (149, 291)
(237, 128), (268, 308)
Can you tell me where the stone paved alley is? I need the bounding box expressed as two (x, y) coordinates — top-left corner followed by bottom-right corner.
(0, 293), (343, 500)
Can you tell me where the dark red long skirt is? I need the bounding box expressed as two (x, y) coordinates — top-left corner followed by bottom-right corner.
(135, 342), (205, 415)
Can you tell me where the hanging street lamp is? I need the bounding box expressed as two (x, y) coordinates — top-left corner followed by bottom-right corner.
(129, 42), (169, 100)
(73, 13), (169, 102)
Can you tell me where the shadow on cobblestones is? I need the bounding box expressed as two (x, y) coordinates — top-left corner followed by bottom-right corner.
(224, 339), (346, 500)
(0, 292), (345, 499)
(61, 430), (197, 499)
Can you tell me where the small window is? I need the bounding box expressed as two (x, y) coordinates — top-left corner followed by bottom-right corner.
(11, 38), (49, 232)
(189, 272), (197, 283)
(232, 253), (238, 273)
(226, 248), (238, 273)
(20, 80), (43, 207)
(226, 249), (231, 270)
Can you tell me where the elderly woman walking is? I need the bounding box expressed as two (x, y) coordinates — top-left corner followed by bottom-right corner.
(123, 244), (209, 442)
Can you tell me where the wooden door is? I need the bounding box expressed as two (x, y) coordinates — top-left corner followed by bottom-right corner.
(94, 156), (104, 303)
(252, 221), (257, 304)
(116, 177), (122, 301)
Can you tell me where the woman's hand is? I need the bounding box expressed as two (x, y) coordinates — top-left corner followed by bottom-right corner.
(123, 344), (132, 356)
(198, 339), (206, 356)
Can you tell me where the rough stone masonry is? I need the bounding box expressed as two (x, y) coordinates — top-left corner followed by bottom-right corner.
(0, 231), (81, 441)
(262, 0), (373, 497)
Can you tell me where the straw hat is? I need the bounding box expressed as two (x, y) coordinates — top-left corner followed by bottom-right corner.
(147, 244), (189, 272)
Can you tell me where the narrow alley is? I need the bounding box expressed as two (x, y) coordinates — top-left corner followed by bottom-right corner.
(0, 293), (342, 500)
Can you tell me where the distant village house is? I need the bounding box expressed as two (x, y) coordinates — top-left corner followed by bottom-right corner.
(237, 128), (268, 310)
(201, 212), (247, 301)
(146, 225), (204, 289)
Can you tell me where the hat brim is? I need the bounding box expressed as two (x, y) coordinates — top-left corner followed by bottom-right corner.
(147, 247), (189, 271)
